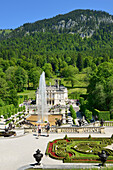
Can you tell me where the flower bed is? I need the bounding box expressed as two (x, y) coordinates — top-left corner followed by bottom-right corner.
(45, 135), (113, 163)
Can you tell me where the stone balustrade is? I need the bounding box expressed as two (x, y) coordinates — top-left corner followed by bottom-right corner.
(104, 121), (113, 127)
(32, 126), (104, 134)
(24, 121), (113, 134)
(88, 121), (113, 127)
(56, 126), (104, 133)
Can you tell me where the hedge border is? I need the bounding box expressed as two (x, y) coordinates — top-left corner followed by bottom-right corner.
(46, 136), (113, 163)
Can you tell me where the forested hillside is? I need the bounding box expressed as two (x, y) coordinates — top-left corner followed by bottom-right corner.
(2, 9), (113, 38)
(0, 9), (113, 112)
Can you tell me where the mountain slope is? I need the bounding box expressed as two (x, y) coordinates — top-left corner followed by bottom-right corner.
(0, 9), (113, 74)
(7, 9), (113, 39)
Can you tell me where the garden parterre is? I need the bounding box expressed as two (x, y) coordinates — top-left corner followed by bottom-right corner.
(46, 135), (113, 163)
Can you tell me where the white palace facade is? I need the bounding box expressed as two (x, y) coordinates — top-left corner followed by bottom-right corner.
(36, 80), (68, 106)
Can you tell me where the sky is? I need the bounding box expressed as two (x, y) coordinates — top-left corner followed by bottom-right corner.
(0, 0), (113, 29)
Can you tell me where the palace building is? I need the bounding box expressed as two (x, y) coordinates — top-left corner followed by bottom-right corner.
(36, 79), (68, 106)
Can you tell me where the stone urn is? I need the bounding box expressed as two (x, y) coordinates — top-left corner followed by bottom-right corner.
(98, 150), (109, 166)
(5, 128), (8, 133)
(33, 149), (43, 165)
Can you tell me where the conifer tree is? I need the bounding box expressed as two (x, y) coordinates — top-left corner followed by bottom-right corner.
(76, 53), (83, 72)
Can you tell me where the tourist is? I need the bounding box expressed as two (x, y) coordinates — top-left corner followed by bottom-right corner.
(45, 122), (50, 137)
(38, 124), (41, 137)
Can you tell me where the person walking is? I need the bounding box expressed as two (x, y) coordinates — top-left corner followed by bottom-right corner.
(45, 122), (50, 137)
(38, 124), (41, 137)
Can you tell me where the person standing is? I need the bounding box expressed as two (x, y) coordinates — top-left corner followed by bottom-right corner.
(38, 124), (41, 137)
(45, 122), (50, 137)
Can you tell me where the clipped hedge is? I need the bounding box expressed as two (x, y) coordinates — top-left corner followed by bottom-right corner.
(93, 109), (110, 121)
(45, 142), (50, 155)
(49, 152), (64, 160)
(63, 156), (113, 163)
(80, 93), (88, 100)
(98, 111), (110, 120)
(63, 157), (100, 163)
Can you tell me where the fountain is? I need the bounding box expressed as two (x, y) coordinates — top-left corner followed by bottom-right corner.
(37, 72), (48, 123)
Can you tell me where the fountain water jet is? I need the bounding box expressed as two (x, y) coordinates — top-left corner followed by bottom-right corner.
(37, 72), (48, 123)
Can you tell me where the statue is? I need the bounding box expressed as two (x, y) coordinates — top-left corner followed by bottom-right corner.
(78, 119), (82, 126)
(100, 119), (104, 126)
(55, 119), (62, 126)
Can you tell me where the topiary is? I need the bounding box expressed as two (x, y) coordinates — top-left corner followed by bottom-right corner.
(88, 134), (91, 139)
(64, 134), (68, 140)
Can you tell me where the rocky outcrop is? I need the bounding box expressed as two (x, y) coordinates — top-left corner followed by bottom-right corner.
(51, 13), (113, 37)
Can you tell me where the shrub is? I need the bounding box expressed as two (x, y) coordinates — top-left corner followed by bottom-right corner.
(14, 108), (18, 114)
(10, 104), (14, 112)
(23, 105), (25, 111)
(18, 107), (21, 112)
(24, 95), (28, 101)
(64, 134), (68, 140)
(0, 108), (3, 115)
(4, 114), (8, 119)
(20, 106), (23, 112)
(79, 98), (88, 116)
(69, 105), (76, 119)
(73, 118), (76, 124)
(85, 109), (92, 122)
(88, 135), (91, 139)
(93, 109), (100, 117)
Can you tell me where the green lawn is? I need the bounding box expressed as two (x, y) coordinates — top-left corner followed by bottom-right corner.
(63, 73), (89, 87)
(62, 73), (88, 97)
(68, 87), (87, 95)
(17, 90), (36, 99)
(17, 74), (88, 100)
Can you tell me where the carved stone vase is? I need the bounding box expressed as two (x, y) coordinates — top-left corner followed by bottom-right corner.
(33, 149), (43, 165)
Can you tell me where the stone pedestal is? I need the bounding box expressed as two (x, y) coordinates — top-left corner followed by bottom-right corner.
(57, 128), (61, 133)
(77, 128), (83, 133)
(100, 127), (105, 134)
